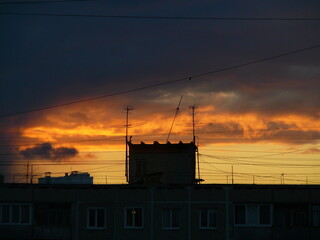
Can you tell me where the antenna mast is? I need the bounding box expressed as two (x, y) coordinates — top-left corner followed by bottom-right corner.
(125, 106), (133, 183)
(190, 105), (201, 183)
(167, 95), (183, 142)
(190, 105), (196, 144)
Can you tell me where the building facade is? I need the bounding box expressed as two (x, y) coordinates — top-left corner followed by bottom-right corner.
(1, 183), (320, 240)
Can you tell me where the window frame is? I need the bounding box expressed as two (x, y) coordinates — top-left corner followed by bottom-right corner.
(234, 204), (272, 227)
(86, 207), (106, 230)
(162, 208), (180, 230)
(199, 208), (217, 229)
(124, 207), (143, 229)
(0, 203), (32, 225)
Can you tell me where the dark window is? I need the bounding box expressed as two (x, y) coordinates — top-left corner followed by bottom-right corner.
(294, 211), (307, 226)
(2, 205), (10, 223)
(12, 205), (20, 223)
(163, 208), (179, 229)
(260, 205), (271, 225)
(88, 209), (96, 227)
(200, 208), (216, 229)
(235, 204), (271, 226)
(35, 204), (70, 226)
(312, 205), (320, 227)
(96, 209), (105, 228)
(125, 208), (143, 228)
(0, 204), (31, 225)
(247, 205), (259, 225)
(235, 205), (246, 225)
(87, 208), (106, 229)
(274, 204), (308, 227)
(21, 205), (30, 224)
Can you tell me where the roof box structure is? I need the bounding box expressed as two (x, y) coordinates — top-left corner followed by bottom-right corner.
(38, 171), (93, 184)
(128, 141), (197, 185)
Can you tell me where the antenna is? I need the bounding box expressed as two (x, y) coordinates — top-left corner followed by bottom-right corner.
(167, 95), (183, 142)
(125, 106), (133, 182)
(190, 105), (202, 183)
(189, 105), (197, 144)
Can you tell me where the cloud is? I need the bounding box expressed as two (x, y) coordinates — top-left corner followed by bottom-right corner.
(19, 143), (78, 160)
(301, 147), (320, 154)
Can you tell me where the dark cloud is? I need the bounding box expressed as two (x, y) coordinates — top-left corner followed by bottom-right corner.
(1, 0), (319, 117)
(19, 143), (78, 160)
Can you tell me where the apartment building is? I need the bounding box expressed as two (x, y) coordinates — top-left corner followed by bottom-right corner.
(1, 183), (320, 240)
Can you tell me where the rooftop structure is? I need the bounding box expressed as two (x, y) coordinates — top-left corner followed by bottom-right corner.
(38, 171), (93, 184)
(128, 141), (198, 185)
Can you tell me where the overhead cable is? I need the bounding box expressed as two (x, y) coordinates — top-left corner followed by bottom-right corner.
(0, 44), (319, 118)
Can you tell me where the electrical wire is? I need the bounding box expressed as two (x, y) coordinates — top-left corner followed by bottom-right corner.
(0, 11), (320, 21)
(0, 44), (319, 118)
(0, 0), (93, 4)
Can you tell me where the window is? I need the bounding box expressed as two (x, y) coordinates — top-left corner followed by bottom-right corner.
(312, 205), (320, 227)
(0, 204), (31, 225)
(200, 208), (217, 229)
(87, 208), (106, 229)
(162, 208), (179, 230)
(274, 204), (308, 227)
(125, 208), (143, 228)
(234, 204), (272, 226)
(35, 204), (70, 226)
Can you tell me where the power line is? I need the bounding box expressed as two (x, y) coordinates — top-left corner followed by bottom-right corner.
(203, 145), (320, 159)
(0, 44), (319, 119)
(201, 155), (320, 168)
(0, 0), (93, 4)
(0, 11), (320, 21)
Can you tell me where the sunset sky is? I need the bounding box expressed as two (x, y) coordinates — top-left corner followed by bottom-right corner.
(0, 0), (319, 185)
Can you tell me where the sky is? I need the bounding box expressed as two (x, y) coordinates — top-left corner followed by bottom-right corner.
(0, 0), (320, 185)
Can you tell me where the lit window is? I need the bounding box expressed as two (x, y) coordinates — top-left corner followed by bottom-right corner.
(0, 204), (31, 225)
(125, 208), (143, 228)
(234, 204), (272, 226)
(87, 208), (106, 229)
(200, 208), (216, 229)
(162, 208), (179, 230)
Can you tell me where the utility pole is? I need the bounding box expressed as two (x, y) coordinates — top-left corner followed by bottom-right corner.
(231, 165), (234, 184)
(125, 106), (133, 183)
(26, 161), (29, 184)
(281, 173), (285, 185)
(30, 164), (33, 184)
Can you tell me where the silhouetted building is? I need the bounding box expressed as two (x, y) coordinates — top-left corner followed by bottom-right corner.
(0, 184), (320, 240)
(38, 171), (93, 184)
(128, 141), (197, 185)
(1, 141), (319, 240)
